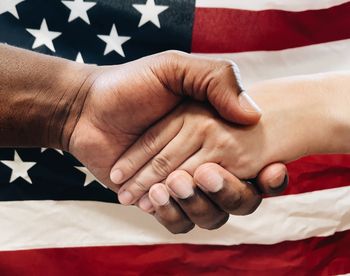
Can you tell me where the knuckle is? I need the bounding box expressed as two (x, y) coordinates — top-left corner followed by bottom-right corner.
(207, 214), (230, 230)
(157, 212), (195, 234)
(133, 178), (149, 193)
(222, 192), (243, 213)
(203, 117), (217, 130)
(198, 213), (229, 230)
(186, 205), (209, 220)
(169, 222), (195, 234)
(151, 154), (173, 178)
(162, 50), (185, 60)
(141, 130), (158, 156)
(221, 183), (261, 215)
(217, 58), (236, 69)
(172, 199), (210, 225)
(210, 59), (236, 78)
(214, 135), (231, 151)
(245, 196), (262, 215)
(234, 195), (262, 216)
(211, 58), (243, 92)
(167, 217), (183, 227)
(217, 59), (241, 78)
(124, 157), (136, 172)
(198, 117), (218, 137)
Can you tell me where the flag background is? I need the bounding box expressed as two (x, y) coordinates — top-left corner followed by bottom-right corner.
(0, 0), (350, 275)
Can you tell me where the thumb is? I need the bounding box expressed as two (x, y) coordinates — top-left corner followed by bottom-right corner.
(214, 90), (262, 125)
(256, 163), (289, 196)
(205, 61), (262, 125)
(154, 51), (262, 125)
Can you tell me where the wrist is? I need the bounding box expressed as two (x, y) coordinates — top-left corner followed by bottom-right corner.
(248, 72), (350, 163)
(47, 61), (98, 151)
(314, 72), (350, 154)
(0, 44), (98, 149)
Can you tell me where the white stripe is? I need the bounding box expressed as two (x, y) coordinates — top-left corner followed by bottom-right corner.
(195, 0), (349, 11)
(197, 39), (350, 88)
(1, 186), (350, 250)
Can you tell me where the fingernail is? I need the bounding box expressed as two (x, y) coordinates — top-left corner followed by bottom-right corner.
(168, 176), (194, 199)
(149, 185), (169, 206)
(268, 172), (286, 189)
(269, 175), (289, 192)
(197, 169), (224, 193)
(239, 92), (262, 114)
(111, 169), (123, 184)
(139, 196), (154, 212)
(118, 190), (134, 205)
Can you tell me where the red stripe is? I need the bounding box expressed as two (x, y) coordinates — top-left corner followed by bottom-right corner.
(0, 231), (349, 275)
(283, 155), (350, 195)
(192, 3), (350, 53)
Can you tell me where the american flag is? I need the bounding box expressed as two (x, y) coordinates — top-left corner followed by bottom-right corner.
(0, 0), (350, 275)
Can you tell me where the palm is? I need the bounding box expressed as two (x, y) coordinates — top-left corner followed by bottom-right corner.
(69, 59), (180, 190)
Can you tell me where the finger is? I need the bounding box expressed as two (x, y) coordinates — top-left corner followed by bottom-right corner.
(137, 193), (155, 213)
(175, 149), (211, 175)
(256, 163), (289, 196)
(110, 107), (184, 185)
(165, 170), (229, 230)
(117, 129), (201, 205)
(156, 51), (262, 125)
(149, 184), (195, 234)
(193, 163), (262, 216)
(180, 152), (288, 197)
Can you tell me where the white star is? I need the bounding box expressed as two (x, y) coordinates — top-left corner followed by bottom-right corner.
(97, 24), (131, 57)
(75, 52), (85, 63)
(133, 0), (168, 28)
(0, 0), (24, 19)
(26, 19), (62, 52)
(75, 166), (107, 188)
(62, 0), (96, 24)
(41, 148), (64, 155)
(1, 151), (36, 184)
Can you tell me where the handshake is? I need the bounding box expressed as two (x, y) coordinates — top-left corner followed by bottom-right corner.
(2, 45), (350, 234)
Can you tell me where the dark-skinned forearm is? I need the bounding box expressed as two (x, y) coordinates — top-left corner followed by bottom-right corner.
(0, 44), (94, 150)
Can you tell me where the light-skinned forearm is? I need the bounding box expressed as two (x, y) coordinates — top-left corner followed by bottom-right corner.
(249, 71), (350, 163)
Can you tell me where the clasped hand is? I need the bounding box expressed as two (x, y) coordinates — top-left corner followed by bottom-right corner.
(2, 46), (349, 234)
(68, 51), (291, 233)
